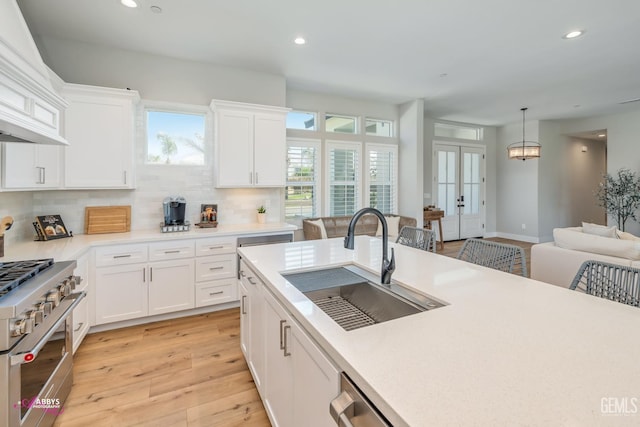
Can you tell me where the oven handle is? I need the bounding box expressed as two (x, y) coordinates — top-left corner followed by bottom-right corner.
(10, 292), (86, 366)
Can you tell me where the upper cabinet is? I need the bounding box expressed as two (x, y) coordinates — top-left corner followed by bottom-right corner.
(61, 84), (139, 189)
(211, 100), (289, 188)
(2, 142), (61, 189)
(0, 0), (67, 145)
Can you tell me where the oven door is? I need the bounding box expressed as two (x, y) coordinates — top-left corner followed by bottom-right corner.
(7, 292), (85, 427)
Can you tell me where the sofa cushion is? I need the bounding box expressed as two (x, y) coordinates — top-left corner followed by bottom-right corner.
(582, 222), (618, 238)
(375, 215), (400, 238)
(617, 230), (640, 241)
(307, 219), (328, 239)
(554, 228), (640, 260)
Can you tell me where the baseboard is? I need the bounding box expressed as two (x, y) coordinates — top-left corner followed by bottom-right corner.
(483, 231), (498, 238)
(495, 232), (540, 244)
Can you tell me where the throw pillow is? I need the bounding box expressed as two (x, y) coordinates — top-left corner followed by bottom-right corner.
(307, 219), (328, 239)
(376, 216), (400, 238)
(617, 230), (640, 241)
(582, 222), (618, 238)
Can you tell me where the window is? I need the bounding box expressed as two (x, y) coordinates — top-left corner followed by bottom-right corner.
(365, 144), (398, 214)
(327, 142), (361, 216)
(286, 110), (317, 130)
(325, 114), (357, 134)
(285, 140), (320, 218)
(146, 110), (206, 165)
(434, 122), (483, 141)
(365, 118), (393, 137)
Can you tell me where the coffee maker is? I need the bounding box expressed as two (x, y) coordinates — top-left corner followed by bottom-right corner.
(163, 196), (186, 225)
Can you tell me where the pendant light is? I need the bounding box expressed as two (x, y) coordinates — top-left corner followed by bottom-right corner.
(507, 107), (541, 161)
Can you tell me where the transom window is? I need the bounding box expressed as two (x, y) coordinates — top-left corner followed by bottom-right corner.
(366, 118), (393, 137)
(146, 110), (206, 165)
(325, 114), (357, 134)
(286, 110), (317, 130)
(434, 122), (483, 141)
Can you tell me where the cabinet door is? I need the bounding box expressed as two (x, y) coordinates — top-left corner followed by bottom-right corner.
(241, 263), (265, 393)
(239, 279), (250, 359)
(291, 321), (340, 427)
(253, 113), (286, 187)
(148, 259), (195, 315)
(35, 144), (62, 188)
(95, 263), (147, 324)
(3, 143), (37, 188)
(263, 287), (294, 427)
(64, 92), (135, 188)
(72, 254), (90, 354)
(216, 110), (253, 187)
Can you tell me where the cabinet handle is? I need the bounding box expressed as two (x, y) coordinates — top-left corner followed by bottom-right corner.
(36, 167), (44, 184)
(240, 270), (246, 277)
(255, 172), (259, 184)
(74, 322), (84, 332)
(283, 325), (291, 357)
(209, 290), (224, 296)
(164, 250), (180, 254)
(209, 266), (224, 271)
(247, 277), (257, 285)
(42, 167), (46, 184)
(123, 171), (127, 185)
(143, 268), (145, 282)
(279, 320), (286, 350)
(150, 267), (153, 282)
(113, 254), (132, 259)
(209, 245), (224, 250)
(241, 295), (247, 314)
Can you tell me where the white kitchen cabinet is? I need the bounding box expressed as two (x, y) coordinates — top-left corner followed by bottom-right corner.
(148, 258), (195, 315)
(72, 253), (90, 354)
(2, 142), (61, 189)
(211, 100), (289, 188)
(240, 259), (340, 427)
(95, 262), (148, 324)
(62, 84), (139, 189)
(240, 259), (265, 394)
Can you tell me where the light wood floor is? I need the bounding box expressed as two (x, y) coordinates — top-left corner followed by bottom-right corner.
(56, 237), (532, 427)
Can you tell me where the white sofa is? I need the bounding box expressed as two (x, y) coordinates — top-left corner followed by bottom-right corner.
(531, 227), (640, 288)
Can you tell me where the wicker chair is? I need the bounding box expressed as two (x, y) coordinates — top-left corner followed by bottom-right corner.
(395, 226), (436, 252)
(569, 260), (640, 307)
(456, 238), (527, 277)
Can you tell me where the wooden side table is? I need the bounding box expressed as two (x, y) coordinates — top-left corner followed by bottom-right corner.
(423, 208), (444, 251)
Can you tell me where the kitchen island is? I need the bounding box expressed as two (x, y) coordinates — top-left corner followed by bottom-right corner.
(238, 236), (640, 426)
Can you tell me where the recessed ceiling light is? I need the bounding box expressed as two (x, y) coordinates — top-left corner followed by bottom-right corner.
(598, 133), (606, 138)
(294, 37), (306, 45)
(563, 30), (585, 39)
(121, 0), (138, 8)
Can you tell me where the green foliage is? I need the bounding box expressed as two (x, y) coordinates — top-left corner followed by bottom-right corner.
(257, 206), (266, 214)
(595, 168), (640, 231)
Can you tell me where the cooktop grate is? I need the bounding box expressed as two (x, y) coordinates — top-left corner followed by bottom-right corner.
(311, 295), (376, 331)
(0, 259), (54, 299)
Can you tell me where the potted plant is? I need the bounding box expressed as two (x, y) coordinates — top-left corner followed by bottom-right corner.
(257, 206), (267, 224)
(595, 168), (640, 231)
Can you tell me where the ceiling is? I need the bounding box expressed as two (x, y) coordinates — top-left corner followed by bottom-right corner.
(17, 0), (640, 126)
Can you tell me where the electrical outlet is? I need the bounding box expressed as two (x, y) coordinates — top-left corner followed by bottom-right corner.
(521, 223), (526, 230)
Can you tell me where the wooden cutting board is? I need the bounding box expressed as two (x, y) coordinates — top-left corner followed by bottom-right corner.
(85, 206), (131, 234)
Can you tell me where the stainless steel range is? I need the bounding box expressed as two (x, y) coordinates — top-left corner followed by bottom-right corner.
(0, 259), (85, 427)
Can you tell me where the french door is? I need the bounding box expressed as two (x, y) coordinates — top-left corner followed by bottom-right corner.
(433, 142), (485, 241)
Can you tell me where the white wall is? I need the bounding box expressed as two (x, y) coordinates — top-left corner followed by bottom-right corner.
(566, 137), (607, 226)
(496, 120), (539, 242)
(35, 37), (286, 107)
(398, 100), (424, 224)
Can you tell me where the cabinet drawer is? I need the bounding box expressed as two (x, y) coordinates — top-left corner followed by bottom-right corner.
(94, 243), (148, 267)
(149, 240), (195, 261)
(196, 280), (238, 307)
(195, 237), (236, 256)
(195, 254), (236, 282)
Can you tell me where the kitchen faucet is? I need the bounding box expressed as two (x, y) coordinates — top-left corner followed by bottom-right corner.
(344, 208), (395, 284)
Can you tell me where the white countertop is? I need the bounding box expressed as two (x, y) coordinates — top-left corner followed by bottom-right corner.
(1, 222), (296, 262)
(238, 236), (640, 427)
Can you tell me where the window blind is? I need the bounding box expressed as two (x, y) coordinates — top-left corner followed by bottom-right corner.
(328, 145), (360, 216)
(285, 144), (318, 218)
(366, 145), (397, 214)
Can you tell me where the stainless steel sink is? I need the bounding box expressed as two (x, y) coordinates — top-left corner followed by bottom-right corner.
(282, 265), (446, 331)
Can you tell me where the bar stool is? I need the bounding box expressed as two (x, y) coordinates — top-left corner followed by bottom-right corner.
(423, 207), (444, 250)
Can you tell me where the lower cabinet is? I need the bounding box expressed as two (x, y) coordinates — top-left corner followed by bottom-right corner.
(240, 260), (265, 393)
(148, 259), (195, 315)
(241, 260), (340, 427)
(72, 253), (90, 354)
(95, 262), (148, 324)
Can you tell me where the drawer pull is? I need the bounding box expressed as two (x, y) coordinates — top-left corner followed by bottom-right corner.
(164, 250), (180, 254)
(113, 254), (132, 259)
(209, 291), (224, 296)
(241, 295), (246, 314)
(209, 245), (224, 250)
(74, 322), (84, 332)
(247, 277), (257, 285)
(209, 266), (225, 271)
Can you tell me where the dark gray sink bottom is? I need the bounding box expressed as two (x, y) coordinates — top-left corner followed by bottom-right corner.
(282, 265), (446, 331)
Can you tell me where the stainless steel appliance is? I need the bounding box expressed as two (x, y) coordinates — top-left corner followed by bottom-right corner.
(0, 259), (85, 427)
(237, 233), (293, 278)
(330, 373), (390, 427)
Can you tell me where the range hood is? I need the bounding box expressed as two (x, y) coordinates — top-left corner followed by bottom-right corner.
(0, 0), (69, 146)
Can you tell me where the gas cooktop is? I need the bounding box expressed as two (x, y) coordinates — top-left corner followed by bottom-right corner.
(0, 259), (54, 299)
